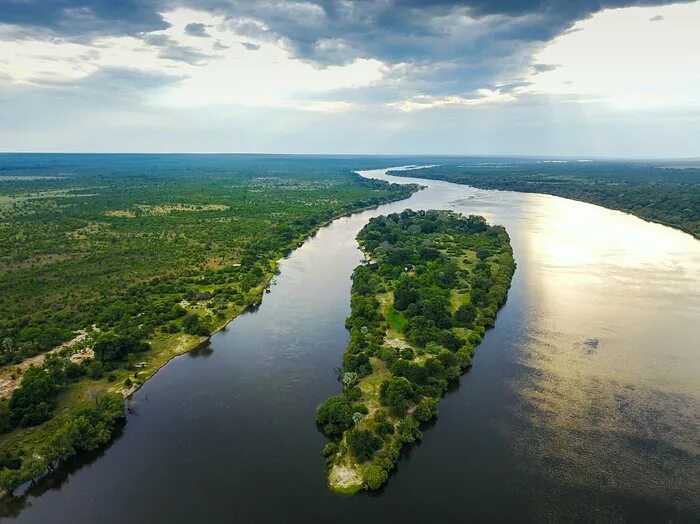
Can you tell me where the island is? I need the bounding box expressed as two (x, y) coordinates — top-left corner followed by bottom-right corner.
(316, 209), (515, 493)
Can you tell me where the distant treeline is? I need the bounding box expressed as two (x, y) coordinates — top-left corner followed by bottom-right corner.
(389, 162), (700, 239)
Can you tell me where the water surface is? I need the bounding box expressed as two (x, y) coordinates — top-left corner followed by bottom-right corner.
(8, 168), (700, 522)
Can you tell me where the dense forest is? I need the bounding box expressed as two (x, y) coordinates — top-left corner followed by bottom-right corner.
(316, 209), (515, 493)
(0, 155), (418, 496)
(388, 161), (700, 239)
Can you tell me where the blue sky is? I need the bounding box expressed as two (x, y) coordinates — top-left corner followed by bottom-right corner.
(0, 0), (698, 156)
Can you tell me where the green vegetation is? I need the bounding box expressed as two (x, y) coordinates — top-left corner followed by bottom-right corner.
(0, 155), (417, 496)
(389, 162), (700, 239)
(316, 209), (515, 493)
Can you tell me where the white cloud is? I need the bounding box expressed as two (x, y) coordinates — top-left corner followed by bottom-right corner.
(522, 1), (700, 110)
(387, 89), (516, 112)
(0, 8), (386, 111)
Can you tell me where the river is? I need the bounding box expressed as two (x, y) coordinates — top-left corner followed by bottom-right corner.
(6, 168), (700, 522)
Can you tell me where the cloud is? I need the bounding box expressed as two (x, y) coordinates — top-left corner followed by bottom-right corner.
(0, 0), (698, 156)
(649, 14), (665, 20)
(142, 33), (213, 65)
(521, 2), (700, 109)
(0, 0), (168, 38)
(530, 63), (560, 74)
(184, 22), (209, 37)
(239, 42), (261, 51)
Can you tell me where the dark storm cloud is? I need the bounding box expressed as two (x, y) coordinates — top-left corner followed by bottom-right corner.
(1, 1), (688, 45)
(171, 1), (692, 65)
(0, 0), (168, 37)
(0, 0), (691, 101)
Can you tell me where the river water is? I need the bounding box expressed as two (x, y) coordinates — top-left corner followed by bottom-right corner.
(7, 168), (700, 522)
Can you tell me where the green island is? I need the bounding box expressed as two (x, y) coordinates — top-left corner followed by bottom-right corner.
(389, 162), (700, 239)
(316, 209), (515, 493)
(0, 156), (417, 496)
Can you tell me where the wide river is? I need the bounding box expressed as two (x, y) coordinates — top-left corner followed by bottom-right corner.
(7, 168), (700, 522)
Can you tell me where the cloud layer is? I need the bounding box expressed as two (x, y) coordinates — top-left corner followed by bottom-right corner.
(0, 0), (698, 155)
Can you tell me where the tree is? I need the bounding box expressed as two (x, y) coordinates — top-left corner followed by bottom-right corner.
(342, 371), (359, 389)
(9, 366), (63, 427)
(454, 302), (476, 327)
(393, 277), (419, 311)
(363, 464), (388, 490)
(414, 398), (439, 422)
(397, 417), (422, 443)
(347, 429), (382, 462)
(93, 335), (148, 362)
(315, 395), (354, 437)
(182, 313), (210, 336)
(379, 377), (414, 416)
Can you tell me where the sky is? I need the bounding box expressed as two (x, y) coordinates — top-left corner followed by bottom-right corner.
(0, 0), (698, 157)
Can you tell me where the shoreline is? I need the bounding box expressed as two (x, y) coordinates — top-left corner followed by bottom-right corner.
(385, 169), (700, 241)
(0, 180), (421, 501)
(124, 186), (423, 401)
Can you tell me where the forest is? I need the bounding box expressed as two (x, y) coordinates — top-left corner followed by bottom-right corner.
(388, 161), (700, 239)
(0, 155), (417, 496)
(316, 209), (515, 493)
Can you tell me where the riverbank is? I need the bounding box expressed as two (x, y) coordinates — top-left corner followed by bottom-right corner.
(0, 182), (420, 499)
(317, 209), (515, 493)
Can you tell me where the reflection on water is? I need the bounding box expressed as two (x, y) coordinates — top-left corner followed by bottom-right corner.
(5, 167), (699, 522)
(369, 169), (700, 519)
